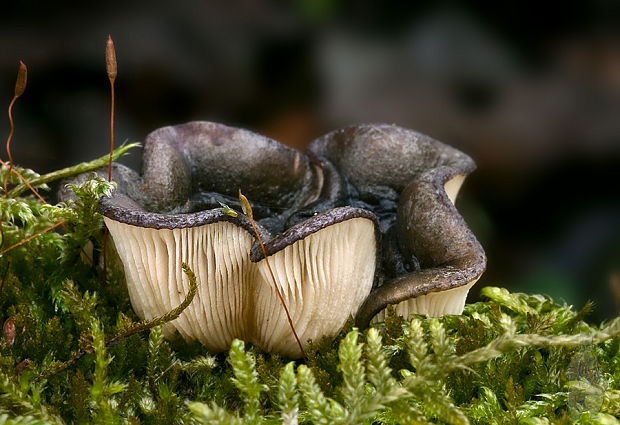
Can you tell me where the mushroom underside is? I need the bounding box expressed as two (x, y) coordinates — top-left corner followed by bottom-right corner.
(370, 280), (478, 323)
(104, 215), (376, 358)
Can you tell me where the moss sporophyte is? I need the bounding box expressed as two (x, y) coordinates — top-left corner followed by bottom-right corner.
(0, 38), (618, 424)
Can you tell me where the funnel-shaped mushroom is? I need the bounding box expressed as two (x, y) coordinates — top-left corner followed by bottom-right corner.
(91, 121), (485, 357)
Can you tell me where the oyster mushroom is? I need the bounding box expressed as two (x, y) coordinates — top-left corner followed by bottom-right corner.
(94, 121), (485, 357)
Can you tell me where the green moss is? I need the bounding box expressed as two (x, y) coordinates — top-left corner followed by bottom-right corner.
(0, 156), (619, 424)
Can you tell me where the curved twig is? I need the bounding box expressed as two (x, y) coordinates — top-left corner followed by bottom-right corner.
(37, 262), (198, 381)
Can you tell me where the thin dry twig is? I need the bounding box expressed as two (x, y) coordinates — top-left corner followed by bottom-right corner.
(0, 220), (67, 257)
(0, 158), (45, 203)
(37, 262), (198, 380)
(239, 190), (307, 360)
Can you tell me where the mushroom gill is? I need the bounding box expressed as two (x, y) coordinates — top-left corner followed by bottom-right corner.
(102, 206), (376, 358)
(103, 216), (253, 351)
(250, 209), (376, 355)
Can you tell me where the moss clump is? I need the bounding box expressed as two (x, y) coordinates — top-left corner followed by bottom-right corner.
(0, 157), (619, 424)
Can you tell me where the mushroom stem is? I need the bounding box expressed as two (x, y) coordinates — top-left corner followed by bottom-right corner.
(239, 190), (307, 360)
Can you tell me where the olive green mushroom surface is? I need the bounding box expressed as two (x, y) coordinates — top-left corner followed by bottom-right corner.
(93, 121), (485, 358)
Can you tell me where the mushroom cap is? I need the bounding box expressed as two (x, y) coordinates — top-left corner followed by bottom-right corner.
(308, 123), (475, 203)
(99, 121), (382, 357)
(138, 121), (322, 215)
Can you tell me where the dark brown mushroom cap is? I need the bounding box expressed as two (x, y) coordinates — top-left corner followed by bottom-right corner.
(139, 121), (322, 214)
(397, 166), (482, 268)
(100, 190), (255, 234)
(308, 123), (476, 202)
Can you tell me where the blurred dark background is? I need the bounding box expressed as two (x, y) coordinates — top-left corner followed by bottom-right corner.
(1, 1), (619, 320)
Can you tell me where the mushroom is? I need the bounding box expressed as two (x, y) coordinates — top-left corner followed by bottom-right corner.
(92, 121), (485, 357)
(99, 122), (378, 357)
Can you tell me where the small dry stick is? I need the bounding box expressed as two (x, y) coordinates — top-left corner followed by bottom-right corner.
(4, 61), (27, 197)
(0, 61), (47, 202)
(0, 61), (46, 251)
(238, 190), (307, 360)
(0, 159), (47, 250)
(0, 219), (66, 257)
